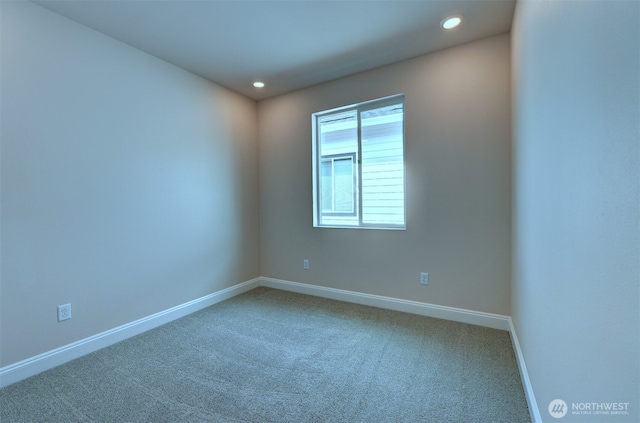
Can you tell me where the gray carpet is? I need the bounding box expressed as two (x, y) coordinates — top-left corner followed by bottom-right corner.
(0, 287), (530, 422)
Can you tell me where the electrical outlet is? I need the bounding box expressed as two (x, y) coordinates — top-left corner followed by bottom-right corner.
(420, 273), (429, 285)
(57, 304), (71, 321)
(303, 259), (309, 270)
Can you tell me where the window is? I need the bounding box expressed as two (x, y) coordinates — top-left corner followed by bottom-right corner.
(312, 94), (405, 229)
(321, 154), (356, 215)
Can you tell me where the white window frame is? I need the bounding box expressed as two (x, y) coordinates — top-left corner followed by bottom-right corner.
(312, 94), (406, 230)
(320, 153), (357, 216)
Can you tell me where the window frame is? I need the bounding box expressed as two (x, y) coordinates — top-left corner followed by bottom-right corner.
(312, 94), (406, 230)
(319, 153), (358, 217)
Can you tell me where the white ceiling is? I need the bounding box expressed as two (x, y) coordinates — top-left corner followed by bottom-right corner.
(32, 0), (515, 101)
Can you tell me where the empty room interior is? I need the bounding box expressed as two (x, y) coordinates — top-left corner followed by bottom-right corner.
(1, 0), (638, 422)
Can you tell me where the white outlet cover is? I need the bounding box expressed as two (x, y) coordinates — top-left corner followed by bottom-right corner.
(57, 304), (71, 321)
(420, 273), (429, 285)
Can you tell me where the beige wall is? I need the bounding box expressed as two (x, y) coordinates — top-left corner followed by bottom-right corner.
(258, 34), (512, 315)
(512, 1), (639, 421)
(0, 1), (260, 366)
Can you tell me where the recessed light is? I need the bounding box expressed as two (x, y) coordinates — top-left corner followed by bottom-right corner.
(441, 15), (462, 30)
(253, 81), (265, 88)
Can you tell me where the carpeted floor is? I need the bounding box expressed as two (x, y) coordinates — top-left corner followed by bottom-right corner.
(0, 287), (530, 422)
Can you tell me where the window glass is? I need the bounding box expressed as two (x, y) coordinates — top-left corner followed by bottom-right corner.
(313, 94), (405, 229)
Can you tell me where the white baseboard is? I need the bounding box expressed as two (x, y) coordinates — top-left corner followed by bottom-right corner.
(508, 318), (542, 423)
(259, 277), (511, 331)
(2, 275), (539, 423)
(0, 278), (260, 388)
